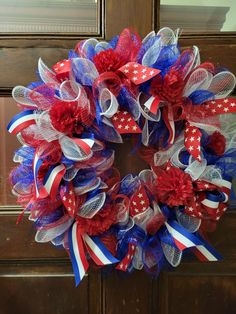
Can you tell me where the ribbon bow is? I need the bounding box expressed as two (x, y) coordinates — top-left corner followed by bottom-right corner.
(69, 222), (119, 286)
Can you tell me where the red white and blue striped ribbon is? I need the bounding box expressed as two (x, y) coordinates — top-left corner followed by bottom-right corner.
(7, 110), (38, 135)
(68, 222), (89, 287)
(43, 164), (66, 199)
(165, 220), (222, 261)
(69, 222), (119, 286)
(71, 138), (95, 156)
(201, 192), (224, 215)
(144, 96), (160, 115)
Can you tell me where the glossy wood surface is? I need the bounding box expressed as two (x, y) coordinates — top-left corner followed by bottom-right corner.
(0, 1), (236, 313)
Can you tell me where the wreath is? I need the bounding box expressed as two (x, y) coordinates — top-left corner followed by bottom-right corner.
(8, 28), (236, 286)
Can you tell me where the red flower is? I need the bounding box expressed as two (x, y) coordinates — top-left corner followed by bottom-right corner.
(93, 48), (126, 74)
(155, 166), (193, 207)
(206, 131), (226, 156)
(49, 100), (84, 135)
(76, 204), (117, 236)
(150, 68), (185, 104)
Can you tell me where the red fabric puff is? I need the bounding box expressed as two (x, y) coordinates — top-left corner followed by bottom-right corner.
(151, 68), (185, 105)
(93, 48), (126, 74)
(155, 167), (193, 207)
(206, 131), (226, 156)
(76, 204), (117, 236)
(49, 100), (84, 135)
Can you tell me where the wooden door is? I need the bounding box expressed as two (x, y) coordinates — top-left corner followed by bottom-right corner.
(0, 1), (236, 313)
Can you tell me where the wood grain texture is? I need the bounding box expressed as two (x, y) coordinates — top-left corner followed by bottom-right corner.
(0, 275), (89, 314)
(105, 0), (154, 40)
(180, 34), (236, 76)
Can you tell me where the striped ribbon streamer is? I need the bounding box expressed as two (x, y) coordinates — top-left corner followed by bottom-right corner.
(69, 222), (119, 286)
(7, 110), (39, 135)
(165, 220), (222, 261)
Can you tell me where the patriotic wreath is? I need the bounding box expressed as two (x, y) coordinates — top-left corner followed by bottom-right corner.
(8, 28), (236, 286)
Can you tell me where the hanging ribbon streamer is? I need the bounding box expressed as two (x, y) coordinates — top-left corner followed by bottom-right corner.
(69, 222), (119, 286)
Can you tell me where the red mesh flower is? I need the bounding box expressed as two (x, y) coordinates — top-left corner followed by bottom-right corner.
(150, 68), (185, 104)
(206, 131), (226, 156)
(155, 166), (193, 207)
(49, 100), (84, 135)
(76, 204), (117, 236)
(93, 48), (126, 74)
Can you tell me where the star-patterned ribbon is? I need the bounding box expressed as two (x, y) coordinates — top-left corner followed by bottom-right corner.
(111, 110), (142, 134)
(119, 62), (160, 85)
(184, 122), (202, 162)
(129, 185), (150, 217)
(116, 242), (137, 272)
(60, 182), (76, 217)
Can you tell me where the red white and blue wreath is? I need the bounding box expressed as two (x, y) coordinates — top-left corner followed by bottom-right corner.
(8, 28), (236, 286)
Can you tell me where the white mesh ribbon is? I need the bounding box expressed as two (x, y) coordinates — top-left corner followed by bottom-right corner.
(200, 165), (223, 182)
(63, 166), (80, 182)
(78, 192), (106, 219)
(12, 182), (32, 197)
(157, 27), (179, 46)
(184, 158), (207, 181)
(132, 246), (144, 270)
(59, 136), (93, 161)
(58, 80), (81, 101)
(81, 38), (99, 56)
(154, 135), (184, 166)
(182, 46), (200, 79)
(161, 241), (182, 267)
(38, 58), (60, 87)
(139, 169), (156, 186)
(142, 31), (155, 44)
(221, 115), (236, 150)
(208, 71), (236, 99)
(183, 67), (212, 97)
(35, 216), (74, 243)
(12, 86), (39, 109)
(36, 111), (62, 142)
(133, 207), (154, 230)
(142, 37), (162, 66)
(176, 209), (201, 233)
(99, 88), (119, 118)
(71, 58), (99, 86)
(95, 41), (110, 53)
(170, 144), (189, 169)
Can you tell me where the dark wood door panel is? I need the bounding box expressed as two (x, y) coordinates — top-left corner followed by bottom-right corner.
(102, 271), (153, 314)
(0, 214), (67, 260)
(0, 275), (89, 314)
(159, 273), (236, 314)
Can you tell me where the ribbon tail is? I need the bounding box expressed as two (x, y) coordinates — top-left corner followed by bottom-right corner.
(83, 234), (119, 266)
(116, 243), (137, 272)
(165, 221), (222, 261)
(68, 222), (89, 287)
(191, 234), (223, 261)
